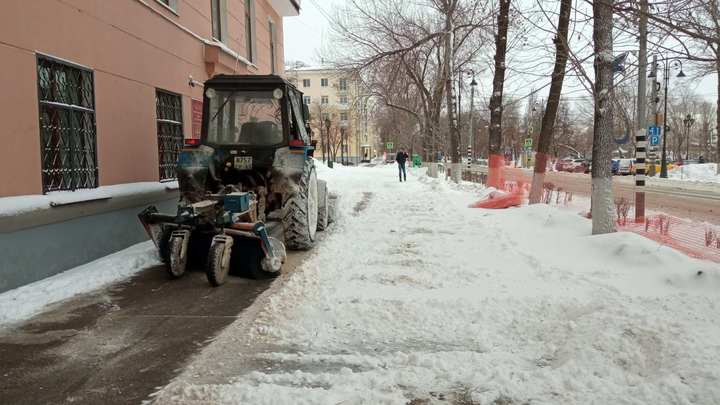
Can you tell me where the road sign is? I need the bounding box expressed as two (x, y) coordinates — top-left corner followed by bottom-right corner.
(649, 134), (660, 146)
(524, 138), (533, 148)
(648, 126), (660, 137)
(386, 142), (394, 150)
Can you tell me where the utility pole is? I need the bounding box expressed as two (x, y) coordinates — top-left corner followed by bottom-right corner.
(634, 0), (648, 223)
(661, 60), (670, 178)
(650, 55), (660, 178)
(469, 73), (476, 162)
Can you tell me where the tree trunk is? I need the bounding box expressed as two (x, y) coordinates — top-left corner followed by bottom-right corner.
(444, 3), (462, 182)
(529, 0), (571, 204)
(487, 0), (511, 189)
(717, 58), (720, 174)
(590, 0), (617, 234)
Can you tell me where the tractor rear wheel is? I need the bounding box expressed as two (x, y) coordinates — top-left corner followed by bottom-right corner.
(317, 179), (329, 231)
(282, 161), (318, 250)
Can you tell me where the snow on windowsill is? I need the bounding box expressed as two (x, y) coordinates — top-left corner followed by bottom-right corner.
(0, 181), (179, 218)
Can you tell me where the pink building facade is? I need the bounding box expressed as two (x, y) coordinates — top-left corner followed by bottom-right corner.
(0, 0), (299, 197)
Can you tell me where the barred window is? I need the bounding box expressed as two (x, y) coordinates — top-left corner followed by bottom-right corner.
(156, 90), (183, 181)
(339, 78), (348, 91)
(37, 55), (98, 193)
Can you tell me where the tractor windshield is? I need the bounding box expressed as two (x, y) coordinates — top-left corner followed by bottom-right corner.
(206, 90), (284, 146)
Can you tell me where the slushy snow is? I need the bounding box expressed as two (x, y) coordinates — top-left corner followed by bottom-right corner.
(152, 163), (720, 405)
(0, 242), (160, 325)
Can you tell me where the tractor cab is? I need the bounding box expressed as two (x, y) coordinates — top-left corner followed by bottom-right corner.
(198, 75), (312, 169)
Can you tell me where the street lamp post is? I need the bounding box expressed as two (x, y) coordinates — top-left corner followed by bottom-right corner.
(324, 117), (333, 168)
(683, 113), (695, 161)
(340, 127), (346, 165)
(469, 72), (478, 162)
(650, 57), (685, 178)
(456, 69), (477, 167)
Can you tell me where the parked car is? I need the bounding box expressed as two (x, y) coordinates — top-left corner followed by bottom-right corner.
(617, 158), (634, 175)
(612, 159), (620, 175)
(569, 159), (590, 173)
(637, 162), (674, 175)
(555, 158), (574, 172)
(556, 157), (589, 173)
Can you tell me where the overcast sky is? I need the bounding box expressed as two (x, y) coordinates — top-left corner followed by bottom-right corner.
(283, 0), (333, 65)
(283, 1), (718, 109)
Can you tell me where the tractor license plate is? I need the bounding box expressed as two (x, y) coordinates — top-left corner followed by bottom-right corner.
(234, 156), (252, 170)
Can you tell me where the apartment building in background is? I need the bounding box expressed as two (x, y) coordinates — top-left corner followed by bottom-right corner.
(0, 0), (300, 292)
(285, 66), (377, 164)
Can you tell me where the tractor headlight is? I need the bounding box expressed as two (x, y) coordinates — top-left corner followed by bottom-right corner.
(205, 88), (217, 99)
(273, 88), (284, 99)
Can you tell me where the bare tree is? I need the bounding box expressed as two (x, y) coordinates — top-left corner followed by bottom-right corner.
(590, 0), (617, 234)
(324, 0), (492, 166)
(487, 0), (511, 188)
(529, 0), (572, 204)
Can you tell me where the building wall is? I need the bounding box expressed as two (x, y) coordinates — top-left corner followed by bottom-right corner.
(0, 0), (290, 197)
(286, 68), (377, 163)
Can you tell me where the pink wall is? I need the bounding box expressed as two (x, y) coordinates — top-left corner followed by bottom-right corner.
(0, 45), (42, 196)
(0, 0), (288, 197)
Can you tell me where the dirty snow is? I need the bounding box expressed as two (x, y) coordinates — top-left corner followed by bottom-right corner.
(0, 242), (160, 326)
(153, 162), (720, 405)
(0, 181), (178, 219)
(667, 163), (720, 183)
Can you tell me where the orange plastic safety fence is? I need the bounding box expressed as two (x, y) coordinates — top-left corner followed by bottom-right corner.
(619, 215), (720, 263)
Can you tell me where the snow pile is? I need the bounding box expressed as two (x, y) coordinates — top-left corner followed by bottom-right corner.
(0, 242), (160, 326)
(154, 165), (720, 405)
(0, 181), (178, 218)
(667, 163), (720, 183)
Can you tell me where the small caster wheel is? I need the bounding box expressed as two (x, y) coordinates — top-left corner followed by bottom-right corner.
(206, 235), (233, 287)
(167, 230), (191, 278)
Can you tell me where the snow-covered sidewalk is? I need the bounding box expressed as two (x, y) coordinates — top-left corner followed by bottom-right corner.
(154, 164), (720, 404)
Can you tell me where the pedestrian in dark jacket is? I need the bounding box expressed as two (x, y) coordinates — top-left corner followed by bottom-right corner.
(396, 150), (409, 182)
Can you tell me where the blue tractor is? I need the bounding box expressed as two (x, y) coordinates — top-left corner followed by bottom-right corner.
(139, 75), (333, 286)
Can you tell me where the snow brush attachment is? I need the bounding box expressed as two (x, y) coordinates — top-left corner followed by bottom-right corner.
(226, 222), (286, 274)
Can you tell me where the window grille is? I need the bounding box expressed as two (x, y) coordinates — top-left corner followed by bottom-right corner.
(156, 90), (183, 181)
(37, 56), (98, 193)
